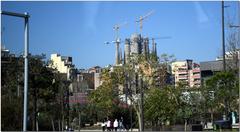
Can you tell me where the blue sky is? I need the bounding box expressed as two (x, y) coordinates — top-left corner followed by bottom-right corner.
(1, 1), (239, 69)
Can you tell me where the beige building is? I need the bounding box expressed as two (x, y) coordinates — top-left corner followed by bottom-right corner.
(171, 60), (201, 88)
(49, 53), (75, 80)
(88, 66), (102, 90)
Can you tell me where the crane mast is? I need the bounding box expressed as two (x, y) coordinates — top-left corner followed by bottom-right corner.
(136, 10), (154, 35)
(113, 22), (127, 65)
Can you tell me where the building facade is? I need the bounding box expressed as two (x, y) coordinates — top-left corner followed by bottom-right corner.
(88, 66), (102, 90)
(49, 53), (75, 80)
(171, 60), (201, 87)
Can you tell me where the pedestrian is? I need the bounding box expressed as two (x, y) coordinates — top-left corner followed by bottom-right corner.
(105, 120), (108, 130)
(107, 119), (111, 131)
(119, 118), (124, 132)
(113, 119), (118, 131)
(102, 120), (106, 131)
(110, 119), (114, 131)
(204, 121), (207, 129)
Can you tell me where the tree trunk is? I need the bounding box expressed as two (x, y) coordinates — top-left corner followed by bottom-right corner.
(137, 111), (142, 132)
(162, 123), (165, 131)
(131, 98), (142, 132)
(62, 116), (65, 131)
(211, 108), (214, 123)
(184, 119), (187, 132)
(151, 120), (155, 131)
(36, 119), (39, 131)
(34, 87), (37, 131)
(51, 118), (55, 131)
(58, 119), (61, 131)
(78, 112), (81, 132)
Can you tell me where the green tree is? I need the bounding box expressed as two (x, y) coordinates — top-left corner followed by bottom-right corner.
(1, 55), (24, 130)
(144, 86), (179, 130)
(205, 71), (238, 118)
(88, 53), (176, 131)
(1, 54), (62, 131)
(123, 53), (176, 131)
(88, 68), (122, 121)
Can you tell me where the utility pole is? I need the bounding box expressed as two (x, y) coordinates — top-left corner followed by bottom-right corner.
(24, 14), (29, 132)
(222, 1), (226, 71)
(1, 11), (30, 131)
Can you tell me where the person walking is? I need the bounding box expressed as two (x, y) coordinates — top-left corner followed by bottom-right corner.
(119, 117), (124, 132)
(107, 119), (111, 131)
(110, 119), (114, 131)
(105, 120), (108, 130)
(102, 120), (106, 131)
(113, 119), (118, 131)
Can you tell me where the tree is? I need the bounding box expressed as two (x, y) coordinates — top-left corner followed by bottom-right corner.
(1, 54), (62, 131)
(124, 53), (175, 131)
(144, 86), (179, 130)
(205, 71), (238, 119)
(88, 68), (122, 121)
(226, 30), (239, 72)
(88, 53), (176, 131)
(225, 9), (239, 72)
(1, 55), (24, 130)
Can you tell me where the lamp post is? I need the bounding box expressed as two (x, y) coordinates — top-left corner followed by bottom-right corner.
(1, 11), (30, 131)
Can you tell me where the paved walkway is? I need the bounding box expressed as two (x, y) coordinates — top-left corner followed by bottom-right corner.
(75, 129), (139, 132)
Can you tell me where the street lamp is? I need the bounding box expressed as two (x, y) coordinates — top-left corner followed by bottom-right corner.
(1, 11), (30, 131)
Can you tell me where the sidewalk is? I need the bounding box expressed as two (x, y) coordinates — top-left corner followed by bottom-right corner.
(75, 129), (139, 132)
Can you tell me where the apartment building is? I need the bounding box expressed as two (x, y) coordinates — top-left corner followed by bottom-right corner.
(88, 66), (102, 90)
(171, 60), (201, 87)
(49, 53), (75, 79)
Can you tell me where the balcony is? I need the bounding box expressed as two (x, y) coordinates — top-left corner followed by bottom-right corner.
(177, 70), (188, 74)
(192, 74), (200, 79)
(193, 80), (201, 84)
(192, 68), (200, 73)
(178, 75), (188, 79)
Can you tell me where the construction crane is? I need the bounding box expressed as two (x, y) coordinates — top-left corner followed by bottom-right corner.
(113, 21), (127, 40)
(104, 39), (124, 45)
(150, 36), (172, 58)
(105, 38), (124, 65)
(136, 10), (154, 35)
(150, 36), (172, 46)
(105, 22), (127, 65)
